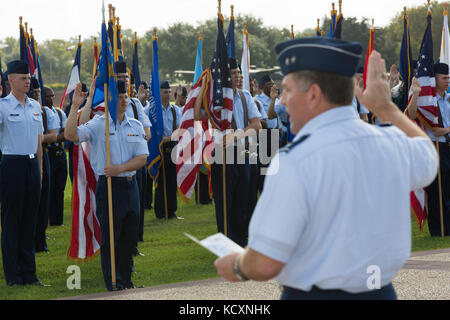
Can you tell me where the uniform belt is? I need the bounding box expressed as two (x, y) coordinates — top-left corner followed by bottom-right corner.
(99, 175), (135, 182)
(2, 154), (37, 160)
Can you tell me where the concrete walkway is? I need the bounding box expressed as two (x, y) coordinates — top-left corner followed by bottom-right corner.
(62, 248), (450, 300)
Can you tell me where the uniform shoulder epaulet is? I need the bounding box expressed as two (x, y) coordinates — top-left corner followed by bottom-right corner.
(128, 117), (144, 128)
(378, 122), (393, 128)
(279, 134), (310, 153)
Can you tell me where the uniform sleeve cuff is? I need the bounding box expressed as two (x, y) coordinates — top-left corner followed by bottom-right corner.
(248, 233), (294, 264)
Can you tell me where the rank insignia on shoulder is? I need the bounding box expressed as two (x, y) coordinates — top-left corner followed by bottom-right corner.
(378, 123), (393, 127)
(280, 134), (311, 153)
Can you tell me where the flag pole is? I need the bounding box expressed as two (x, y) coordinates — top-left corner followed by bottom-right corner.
(435, 139), (445, 238)
(218, 0), (228, 237)
(104, 83), (117, 290)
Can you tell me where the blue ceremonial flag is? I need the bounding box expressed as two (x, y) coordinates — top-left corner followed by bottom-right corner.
(132, 34), (141, 90)
(92, 19), (118, 124)
(399, 10), (413, 112)
(334, 13), (343, 39)
(147, 36), (164, 187)
(31, 37), (45, 105)
(328, 8), (337, 38)
(225, 15), (235, 59)
(193, 35), (204, 84)
(116, 26), (124, 61)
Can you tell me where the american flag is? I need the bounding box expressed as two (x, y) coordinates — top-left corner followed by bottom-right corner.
(68, 136), (101, 261)
(176, 13), (233, 201)
(209, 14), (234, 131)
(407, 11), (439, 232)
(411, 14), (439, 130)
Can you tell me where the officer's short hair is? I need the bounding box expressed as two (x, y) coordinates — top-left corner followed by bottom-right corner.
(292, 70), (354, 106)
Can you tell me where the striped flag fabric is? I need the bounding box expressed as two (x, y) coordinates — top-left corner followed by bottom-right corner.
(176, 70), (214, 202)
(68, 139), (101, 261)
(176, 13), (233, 201)
(412, 13), (439, 130)
(208, 14), (234, 131)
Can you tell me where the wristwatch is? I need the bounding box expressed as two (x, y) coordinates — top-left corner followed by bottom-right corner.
(233, 255), (249, 282)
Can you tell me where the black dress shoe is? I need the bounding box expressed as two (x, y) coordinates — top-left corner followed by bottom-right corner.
(28, 280), (51, 287)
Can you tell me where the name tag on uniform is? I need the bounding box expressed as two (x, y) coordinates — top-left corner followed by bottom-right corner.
(128, 134), (139, 137)
(9, 114), (20, 117)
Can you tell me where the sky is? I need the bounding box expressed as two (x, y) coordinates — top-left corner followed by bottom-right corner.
(0, 0), (435, 41)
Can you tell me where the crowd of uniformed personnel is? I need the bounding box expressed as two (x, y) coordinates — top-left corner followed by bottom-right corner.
(0, 39), (448, 294)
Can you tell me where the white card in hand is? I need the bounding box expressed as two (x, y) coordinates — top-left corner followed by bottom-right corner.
(184, 233), (245, 257)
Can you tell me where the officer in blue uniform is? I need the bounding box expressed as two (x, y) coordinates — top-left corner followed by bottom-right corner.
(45, 86), (68, 226)
(65, 80), (148, 291)
(0, 60), (45, 286)
(215, 39), (439, 300)
(154, 80), (183, 220)
(34, 80), (58, 253)
(211, 58), (262, 247)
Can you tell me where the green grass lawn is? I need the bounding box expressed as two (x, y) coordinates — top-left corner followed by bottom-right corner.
(1, 175), (450, 300)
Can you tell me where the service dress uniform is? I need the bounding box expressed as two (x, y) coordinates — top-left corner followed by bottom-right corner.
(48, 107), (68, 226)
(425, 91), (450, 236)
(154, 102), (181, 219)
(246, 37), (439, 300)
(35, 106), (59, 252)
(77, 113), (149, 291)
(211, 88), (261, 247)
(127, 96), (151, 242)
(0, 66), (44, 285)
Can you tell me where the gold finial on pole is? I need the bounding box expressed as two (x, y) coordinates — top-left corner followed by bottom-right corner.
(19, 16), (23, 26)
(244, 21), (248, 30)
(404, 6), (407, 16)
(30, 28), (33, 37)
(317, 19), (320, 28)
(199, 31), (204, 41)
(112, 6), (116, 20)
(108, 4), (113, 21)
(94, 37), (97, 44)
(339, 0), (342, 14)
(372, 19), (375, 28)
(78, 35), (81, 44)
(25, 22), (28, 34)
(231, 5), (234, 19)
(153, 27), (158, 41)
(332, 2), (335, 11)
(134, 31), (137, 40)
(218, 0), (222, 14)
